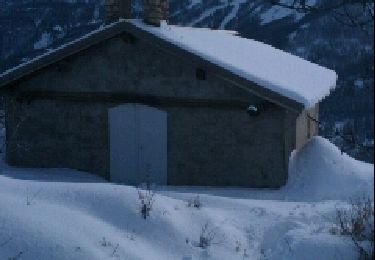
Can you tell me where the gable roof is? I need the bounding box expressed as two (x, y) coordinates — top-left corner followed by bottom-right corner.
(131, 20), (337, 109)
(0, 22), (125, 91)
(0, 20), (337, 113)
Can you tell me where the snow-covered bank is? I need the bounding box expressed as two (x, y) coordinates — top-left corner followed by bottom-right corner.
(284, 137), (373, 201)
(0, 137), (373, 259)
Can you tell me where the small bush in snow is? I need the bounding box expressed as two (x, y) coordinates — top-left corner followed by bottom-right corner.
(26, 188), (42, 206)
(111, 243), (120, 257)
(235, 240), (241, 252)
(187, 195), (202, 209)
(193, 223), (224, 249)
(199, 224), (215, 249)
(137, 183), (155, 220)
(8, 250), (26, 260)
(100, 237), (112, 247)
(125, 226), (136, 241)
(335, 196), (374, 260)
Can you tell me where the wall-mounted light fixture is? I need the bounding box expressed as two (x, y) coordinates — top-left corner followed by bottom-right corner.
(246, 105), (260, 116)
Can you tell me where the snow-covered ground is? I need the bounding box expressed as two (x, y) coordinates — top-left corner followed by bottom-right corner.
(0, 137), (373, 260)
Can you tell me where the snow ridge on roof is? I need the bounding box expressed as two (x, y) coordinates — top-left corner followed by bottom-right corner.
(130, 19), (337, 109)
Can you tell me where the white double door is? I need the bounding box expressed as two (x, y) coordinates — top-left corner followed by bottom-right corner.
(109, 104), (167, 185)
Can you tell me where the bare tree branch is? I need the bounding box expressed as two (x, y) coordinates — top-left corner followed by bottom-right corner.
(267, 0), (374, 29)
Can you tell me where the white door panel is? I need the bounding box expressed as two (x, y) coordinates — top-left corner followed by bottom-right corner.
(109, 104), (167, 185)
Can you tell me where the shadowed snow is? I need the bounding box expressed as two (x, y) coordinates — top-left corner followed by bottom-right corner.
(0, 137), (372, 259)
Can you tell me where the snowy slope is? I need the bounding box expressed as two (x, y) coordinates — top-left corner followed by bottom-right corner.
(0, 137), (373, 259)
(172, 0), (308, 28)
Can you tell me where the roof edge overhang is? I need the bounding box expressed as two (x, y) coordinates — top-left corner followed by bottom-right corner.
(122, 22), (305, 113)
(0, 20), (305, 113)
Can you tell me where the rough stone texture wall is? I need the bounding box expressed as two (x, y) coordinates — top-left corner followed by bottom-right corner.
(6, 35), (299, 187)
(167, 107), (287, 187)
(5, 98), (110, 178)
(143, 0), (169, 26)
(296, 104), (319, 150)
(13, 37), (263, 101)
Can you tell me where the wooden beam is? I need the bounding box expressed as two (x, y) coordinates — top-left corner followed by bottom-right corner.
(13, 91), (278, 111)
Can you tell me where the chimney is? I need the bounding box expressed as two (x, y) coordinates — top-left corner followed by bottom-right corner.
(143, 0), (169, 26)
(104, 0), (131, 23)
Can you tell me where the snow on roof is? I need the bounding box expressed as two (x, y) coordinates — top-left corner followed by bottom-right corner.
(130, 20), (337, 109)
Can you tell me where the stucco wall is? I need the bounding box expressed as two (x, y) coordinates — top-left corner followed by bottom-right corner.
(5, 35), (298, 187)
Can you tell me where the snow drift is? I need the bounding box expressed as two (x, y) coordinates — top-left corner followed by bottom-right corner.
(285, 136), (374, 201)
(0, 137), (373, 259)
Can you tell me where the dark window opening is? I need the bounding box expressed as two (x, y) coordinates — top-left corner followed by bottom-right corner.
(196, 68), (206, 80)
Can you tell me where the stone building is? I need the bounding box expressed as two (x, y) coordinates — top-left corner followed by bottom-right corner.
(0, 0), (337, 187)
